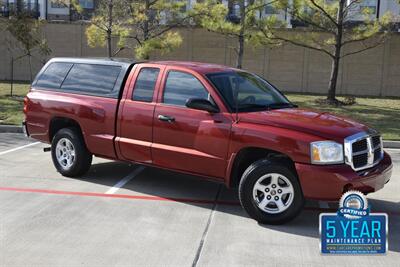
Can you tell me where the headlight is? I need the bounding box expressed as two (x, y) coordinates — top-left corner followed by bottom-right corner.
(310, 141), (344, 164)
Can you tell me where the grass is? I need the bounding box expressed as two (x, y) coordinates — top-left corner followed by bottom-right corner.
(1, 82), (399, 140)
(0, 82), (30, 126)
(286, 94), (400, 141)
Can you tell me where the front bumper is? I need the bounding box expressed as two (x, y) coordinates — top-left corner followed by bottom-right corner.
(295, 152), (392, 201)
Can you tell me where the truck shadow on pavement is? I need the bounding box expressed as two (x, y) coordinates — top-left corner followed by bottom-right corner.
(78, 161), (399, 253)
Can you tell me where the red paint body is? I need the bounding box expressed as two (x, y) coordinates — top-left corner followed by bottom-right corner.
(24, 61), (393, 201)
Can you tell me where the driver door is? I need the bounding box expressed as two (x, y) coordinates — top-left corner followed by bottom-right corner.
(152, 68), (232, 179)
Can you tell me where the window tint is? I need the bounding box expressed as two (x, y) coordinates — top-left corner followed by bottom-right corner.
(132, 68), (160, 102)
(36, 62), (73, 89)
(163, 71), (209, 107)
(61, 64), (121, 94)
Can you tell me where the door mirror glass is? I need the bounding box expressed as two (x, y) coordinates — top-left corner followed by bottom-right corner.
(185, 98), (219, 113)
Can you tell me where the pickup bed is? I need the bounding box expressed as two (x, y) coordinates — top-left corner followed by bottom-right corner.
(24, 57), (393, 224)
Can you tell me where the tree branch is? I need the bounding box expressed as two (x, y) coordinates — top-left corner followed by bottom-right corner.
(309, 0), (338, 27)
(264, 29), (334, 58)
(342, 35), (388, 58)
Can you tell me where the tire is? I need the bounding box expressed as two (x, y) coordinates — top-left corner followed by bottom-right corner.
(51, 127), (92, 177)
(239, 159), (304, 225)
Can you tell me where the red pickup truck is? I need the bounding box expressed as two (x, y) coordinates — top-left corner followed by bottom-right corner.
(23, 58), (393, 224)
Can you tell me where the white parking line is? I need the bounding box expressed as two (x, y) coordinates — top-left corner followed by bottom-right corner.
(0, 142), (40, 156)
(105, 166), (145, 194)
(318, 201), (330, 209)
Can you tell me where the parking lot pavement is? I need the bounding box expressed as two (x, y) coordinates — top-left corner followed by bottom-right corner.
(0, 133), (399, 266)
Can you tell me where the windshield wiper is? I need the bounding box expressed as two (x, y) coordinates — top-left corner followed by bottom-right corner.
(266, 103), (297, 109)
(238, 103), (297, 111)
(238, 104), (270, 110)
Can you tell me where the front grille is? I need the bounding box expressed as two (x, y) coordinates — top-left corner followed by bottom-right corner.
(374, 147), (382, 162)
(353, 153), (368, 168)
(352, 139), (367, 153)
(344, 132), (383, 171)
(372, 136), (381, 148)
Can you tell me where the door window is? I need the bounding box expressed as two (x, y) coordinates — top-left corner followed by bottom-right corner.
(132, 68), (160, 102)
(163, 71), (210, 107)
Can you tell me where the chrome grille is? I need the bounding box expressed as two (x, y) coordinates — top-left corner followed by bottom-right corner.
(352, 139), (367, 153)
(344, 132), (383, 171)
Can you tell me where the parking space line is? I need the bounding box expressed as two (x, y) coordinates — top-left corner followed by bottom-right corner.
(0, 142), (40, 156)
(192, 185), (221, 267)
(105, 166), (145, 194)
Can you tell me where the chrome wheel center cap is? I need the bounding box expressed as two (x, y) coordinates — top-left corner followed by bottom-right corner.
(271, 190), (276, 196)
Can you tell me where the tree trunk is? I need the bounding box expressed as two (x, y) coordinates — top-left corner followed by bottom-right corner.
(327, 56), (340, 101)
(28, 55), (33, 82)
(237, 35), (244, 69)
(107, 0), (113, 57)
(142, 0), (150, 60)
(237, 0), (245, 69)
(10, 58), (14, 97)
(327, 0), (345, 102)
(107, 30), (112, 57)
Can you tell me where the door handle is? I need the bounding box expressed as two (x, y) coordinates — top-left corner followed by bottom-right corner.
(158, 115), (175, 123)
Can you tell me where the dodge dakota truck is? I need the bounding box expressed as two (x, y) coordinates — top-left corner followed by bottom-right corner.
(23, 58), (393, 224)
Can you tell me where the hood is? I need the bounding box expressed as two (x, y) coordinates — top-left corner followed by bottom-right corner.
(239, 108), (371, 141)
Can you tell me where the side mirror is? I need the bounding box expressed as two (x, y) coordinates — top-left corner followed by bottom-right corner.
(185, 98), (219, 113)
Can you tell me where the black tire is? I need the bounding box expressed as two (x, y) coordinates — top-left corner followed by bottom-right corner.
(51, 127), (92, 177)
(239, 159), (304, 225)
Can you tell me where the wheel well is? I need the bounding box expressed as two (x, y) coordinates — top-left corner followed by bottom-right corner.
(229, 147), (297, 188)
(49, 117), (83, 142)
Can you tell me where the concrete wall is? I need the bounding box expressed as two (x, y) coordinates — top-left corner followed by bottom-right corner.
(0, 23), (399, 97)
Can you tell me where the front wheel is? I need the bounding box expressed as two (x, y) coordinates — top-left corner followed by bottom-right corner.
(239, 159), (304, 224)
(51, 128), (92, 177)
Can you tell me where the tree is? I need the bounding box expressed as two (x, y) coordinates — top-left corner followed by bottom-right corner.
(1, 10), (51, 91)
(259, 0), (392, 104)
(193, 0), (281, 69)
(75, 0), (128, 57)
(82, 0), (190, 59)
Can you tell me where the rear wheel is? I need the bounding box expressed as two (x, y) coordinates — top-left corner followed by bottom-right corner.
(51, 128), (92, 177)
(239, 159), (304, 224)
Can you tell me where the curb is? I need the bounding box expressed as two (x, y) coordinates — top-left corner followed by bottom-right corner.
(0, 125), (23, 133)
(383, 141), (400, 149)
(1, 125), (400, 149)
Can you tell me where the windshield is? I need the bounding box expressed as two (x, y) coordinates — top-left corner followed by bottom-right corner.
(206, 71), (293, 112)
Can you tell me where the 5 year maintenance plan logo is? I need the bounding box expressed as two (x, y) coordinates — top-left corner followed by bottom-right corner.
(319, 191), (388, 254)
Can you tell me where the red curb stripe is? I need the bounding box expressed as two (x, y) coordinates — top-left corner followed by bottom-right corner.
(0, 186), (240, 206)
(0, 186), (399, 217)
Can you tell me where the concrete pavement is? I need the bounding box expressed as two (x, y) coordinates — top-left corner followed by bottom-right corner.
(0, 133), (399, 266)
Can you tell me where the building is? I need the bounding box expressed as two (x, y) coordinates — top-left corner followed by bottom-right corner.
(1, 0), (399, 26)
(0, 0), (96, 20)
(223, 0), (400, 28)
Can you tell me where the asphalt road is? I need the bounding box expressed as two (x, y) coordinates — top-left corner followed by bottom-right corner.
(0, 133), (399, 267)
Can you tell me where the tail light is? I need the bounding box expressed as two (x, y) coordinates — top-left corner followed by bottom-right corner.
(23, 96), (28, 114)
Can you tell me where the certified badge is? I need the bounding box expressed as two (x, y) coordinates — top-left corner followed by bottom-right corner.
(319, 190), (388, 254)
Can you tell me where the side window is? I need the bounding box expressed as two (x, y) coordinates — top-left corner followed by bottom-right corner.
(36, 62), (73, 89)
(61, 64), (121, 94)
(132, 68), (160, 102)
(163, 71), (209, 107)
